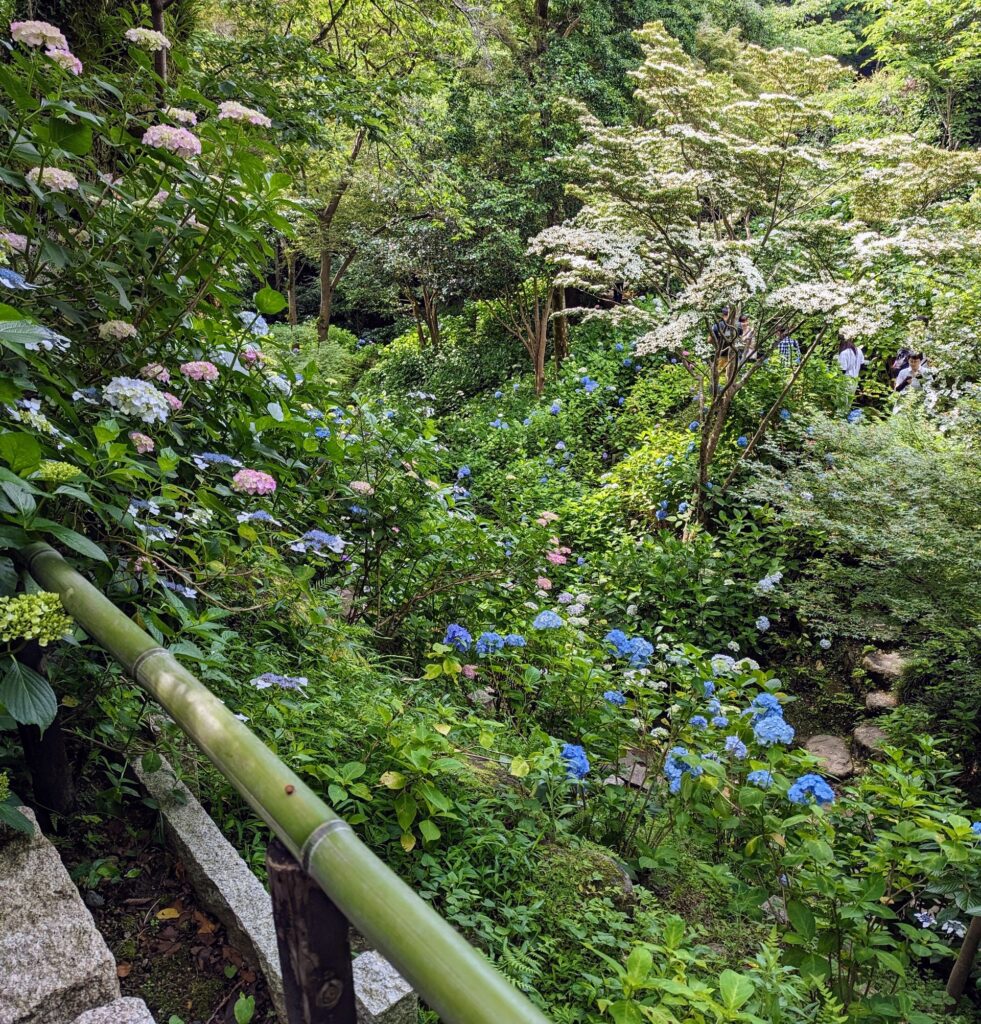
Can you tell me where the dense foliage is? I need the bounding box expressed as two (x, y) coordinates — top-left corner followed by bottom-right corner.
(0, 1), (979, 1022)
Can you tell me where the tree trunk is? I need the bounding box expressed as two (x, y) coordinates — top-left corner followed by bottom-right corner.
(947, 915), (981, 1000)
(286, 252), (298, 325)
(553, 285), (568, 370)
(317, 246), (332, 344)
(150, 0), (168, 84)
(422, 287), (440, 352)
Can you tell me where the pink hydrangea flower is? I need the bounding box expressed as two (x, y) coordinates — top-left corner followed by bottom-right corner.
(164, 106), (197, 125)
(242, 346), (263, 363)
(26, 167), (78, 192)
(10, 20), (67, 49)
(147, 189), (170, 209)
(163, 392), (183, 412)
(45, 47), (81, 74)
(140, 363), (170, 383)
(350, 481), (374, 496)
(536, 511), (559, 526)
(546, 551), (568, 565)
(98, 319), (137, 341)
(124, 27), (170, 50)
(180, 361), (219, 382)
(461, 665), (478, 679)
(142, 124), (201, 159)
(0, 231), (28, 254)
(536, 576), (552, 590)
(231, 469), (277, 495)
(217, 101), (272, 127)
(129, 431), (154, 454)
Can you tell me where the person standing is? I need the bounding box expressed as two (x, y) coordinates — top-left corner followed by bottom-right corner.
(776, 324), (801, 365)
(837, 337), (864, 412)
(895, 352), (928, 391)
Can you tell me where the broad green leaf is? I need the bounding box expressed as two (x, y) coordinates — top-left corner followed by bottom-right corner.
(719, 969), (754, 1011)
(787, 900), (816, 940)
(625, 945), (653, 987)
(31, 519), (108, 562)
(254, 286), (287, 314)
(418, 819), (441, 842)
(0, 433), (41, 474)
(0, 658), (57, 731)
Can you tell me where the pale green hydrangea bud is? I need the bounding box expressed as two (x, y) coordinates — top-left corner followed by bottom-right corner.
(35, 460), (82, 483)
(0, 770), (9, 804)
(0, 592), (73, 646)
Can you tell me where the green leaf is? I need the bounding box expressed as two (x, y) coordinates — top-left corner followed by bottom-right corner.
(31, 519), (109, 562)
(787, 900), (816, 940)
(0, 556), (17, 597)
(394, 791), (417, 831)
(719, 969), (754, 1011)
(48, 118), (93, 156)
(0, 658), (57, 731)
(141, 750), (162, 774)
(873, 949), (906, 976)
(0, 433), (41, 474)
(418, 818), (441, 842)
(625, 945), (653, 987)
(0, 479), (35, 516)
(233, 993), (255, 1024)
(0, 798), (34, 834)
(254, 286), (287, 315)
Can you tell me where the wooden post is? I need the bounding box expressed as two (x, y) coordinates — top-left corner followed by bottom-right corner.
(266, 838), (357, 1024)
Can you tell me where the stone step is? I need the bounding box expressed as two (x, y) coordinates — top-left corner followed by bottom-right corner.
(72, 998), (156, 1024)
(803, 734), (854, 779)
(862, 649), (909, 683)
(853, 721), (888, 754)
(0, 808), (120, 1024)
(865, 690), (898, 714)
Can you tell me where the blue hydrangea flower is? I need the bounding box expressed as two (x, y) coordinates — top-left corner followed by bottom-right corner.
(703, 680), (715, 697)
(561, 743), (590, 780)
(970, 821), (981, 836)
(581, 376), (599, 393)
(549, 401), (560, 415)
(712, 715), (729, 728)
(819, 638), (832, 650)
(457, 465), (471, 480)
(747, 769), (773, 789)
(756, 615), (770, 632)
(753, 715), (795, 746)
(779, 408), (791, 421)
(690, 715), (708, 729)
(443, 624), (472, 652)
(533, 610), (564, 630)
(475, 631), (505, 656)
(503, 634), (526, 647)
(737, 435), (748, 447)
(787, 773), (835, 806)
(250, 672), (308, 691)
(615, 342), (624, 352)
(555, 441), (566, 451)
(489, 418), (507, 429)
(847, 409), (862, 424)
(315, 426), (331, 439)
(193, 452), (243, 470)
(0, 268), (38, 291)
(161, 579), (197, 599)
(664, 746), (702, 793)
(603, 690), (626, 706)
(290, 530), (347, 555)
(689, 420), (700, 431)
(655, 509), (667, 520)
(236, 510), (281, 525)
(725, 735), (748, 759)
(237, 311), (269, 336)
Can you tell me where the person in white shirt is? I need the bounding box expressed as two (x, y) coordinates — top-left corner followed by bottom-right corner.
(837, 339), (864, 378)
(895, 352), (928, 391)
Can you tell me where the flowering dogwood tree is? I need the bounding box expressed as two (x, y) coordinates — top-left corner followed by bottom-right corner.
(531, 22), (979, 520)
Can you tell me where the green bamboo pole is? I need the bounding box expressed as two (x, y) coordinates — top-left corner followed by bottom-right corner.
(21, 542), (552, 1024)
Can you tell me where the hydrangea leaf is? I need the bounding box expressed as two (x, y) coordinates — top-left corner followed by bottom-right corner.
(0, 657), (57, 732)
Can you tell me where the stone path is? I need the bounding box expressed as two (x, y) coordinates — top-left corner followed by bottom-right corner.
(0, 808), (155, 1024)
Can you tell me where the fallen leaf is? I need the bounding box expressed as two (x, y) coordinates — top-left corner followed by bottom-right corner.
(193, 910), (217, 934)
(116, 963), (131, 978)
(155, 907), (181, 920)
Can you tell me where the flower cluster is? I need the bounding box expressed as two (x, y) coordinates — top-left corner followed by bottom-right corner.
(237, 311), (269, 336)
(533, 610), (564, 630)
(26, 166), (78, 192)
(748, 692), (795, 746)
(604, 629), (654, 668)
(290, 530), (346, 555)
(787, 773), (836, 806)
(35, 460), (81, 483)
(140, 363), (170, 383)
(99, 320), (138, 341)
(10, 20), (67, 48)
(46, 47), (82, 74)
(124, 27), (171, 50)
(180, 361), (219, 382)
(475, 632), (505, 656)
(129, 431), (154, 454)
(192, 452), (242, 470)
(603, 690), (627, 706)
(250, 672), (308, 691)
(231, 469), (276, 495)
(664, 746), (703, 793)
(755, 572), (783, 594)
(143, 124), (201, 159)
(0, 592), (72, 646)
(442, 624), (472, 652)
(218, 101), (272, 127)
(103, 377), (169, 424)
(560, 743), (590, 780)
(165, 106), (198, 125)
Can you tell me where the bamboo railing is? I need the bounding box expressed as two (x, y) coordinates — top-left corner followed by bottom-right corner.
(20, 541), (552, 1024)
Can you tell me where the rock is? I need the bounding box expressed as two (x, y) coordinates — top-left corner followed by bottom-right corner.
(853, 722), (888, 754)
(352, 950), (417, 1024)
(803, 734), (854, 778)
(760, 896), (788, 925)
(134, 758), (286, 1022)
(84, 890), (105, 909)
(0, 808), (120, 1024)
(865, 691), (898, 714)
(862, 650), (909, 682)
(72, 997), (156, 1024)
(467, 687), (496, 712)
